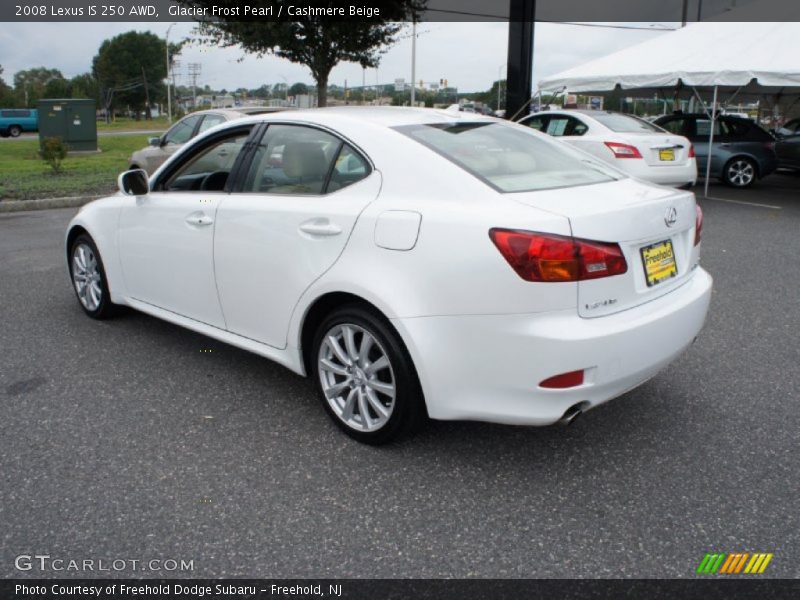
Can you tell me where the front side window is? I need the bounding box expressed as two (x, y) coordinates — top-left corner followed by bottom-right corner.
(243, 124), (367, 195)
(164, 115), (201, 145)
(163, 131), (250, 192)
(396, 122), (620, 193)
(521, 116), (547, 132)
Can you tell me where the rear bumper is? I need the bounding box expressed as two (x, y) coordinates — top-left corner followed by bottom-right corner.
(624, 161), (698, 187)
(394, 267), (712, 426)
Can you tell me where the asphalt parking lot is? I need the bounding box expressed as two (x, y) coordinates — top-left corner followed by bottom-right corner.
(1, 174), (798, 579)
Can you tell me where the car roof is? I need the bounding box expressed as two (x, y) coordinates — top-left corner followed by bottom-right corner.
(527, 109), (627, 118)
(656, 113), (750, 121)
(233, 106), (499, 129)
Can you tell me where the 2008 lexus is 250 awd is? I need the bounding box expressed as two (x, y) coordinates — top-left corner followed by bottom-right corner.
(66, 107), (712, 444)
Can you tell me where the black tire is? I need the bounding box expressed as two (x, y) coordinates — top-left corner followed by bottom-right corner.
(8, 125), (22, 138)
(68, 234), (121, 319)
(722, 156), (757, 188)
(311, 304), (425, 445)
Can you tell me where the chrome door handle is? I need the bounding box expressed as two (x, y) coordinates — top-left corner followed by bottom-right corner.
(299, 218), (342, 237)
(185, 212), (214, 227)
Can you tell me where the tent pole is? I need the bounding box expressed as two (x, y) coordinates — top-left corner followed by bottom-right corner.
(703, 85), (718, 198)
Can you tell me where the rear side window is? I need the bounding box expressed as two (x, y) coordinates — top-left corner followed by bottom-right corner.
(590, 112), (663, 133)
(198, 113), (226, 133)
(395, 122), (620, 193)
(545, 116), (588, 137)
(242, 124), (368, 195)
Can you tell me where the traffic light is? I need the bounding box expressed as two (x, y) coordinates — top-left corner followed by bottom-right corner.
(440, 79), (444, 86)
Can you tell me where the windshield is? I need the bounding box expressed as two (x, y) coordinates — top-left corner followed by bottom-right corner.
(395, 122), (620, 192)
(590, 112), (664, 133)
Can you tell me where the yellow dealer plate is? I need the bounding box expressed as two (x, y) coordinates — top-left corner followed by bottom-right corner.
(641, 240), (678, 287)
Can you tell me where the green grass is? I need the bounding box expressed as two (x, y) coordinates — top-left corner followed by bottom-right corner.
(97, 116), (170, 132)
(0, 135), (151, 201)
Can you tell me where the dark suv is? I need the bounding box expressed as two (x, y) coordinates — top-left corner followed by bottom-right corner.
(654, 114), (778, 188)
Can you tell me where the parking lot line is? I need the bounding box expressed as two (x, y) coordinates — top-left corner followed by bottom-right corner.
(700, 195), (782, 210)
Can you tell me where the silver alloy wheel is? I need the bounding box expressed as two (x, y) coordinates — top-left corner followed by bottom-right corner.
(318, 323), (396, 432)
(72, 243), (102, 311)
(727, 159), (755, 187)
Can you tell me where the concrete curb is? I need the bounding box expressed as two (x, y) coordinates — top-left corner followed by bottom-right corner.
(0, 195), (104, 213)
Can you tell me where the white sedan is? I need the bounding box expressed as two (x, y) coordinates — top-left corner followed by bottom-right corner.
(66, 107), (712, 444)
(519, 109), (698, 188)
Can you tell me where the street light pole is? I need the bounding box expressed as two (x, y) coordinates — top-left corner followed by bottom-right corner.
(497, 64), (505, 112)
(410, 22), (416, 106)
(165, 23), (176, 123)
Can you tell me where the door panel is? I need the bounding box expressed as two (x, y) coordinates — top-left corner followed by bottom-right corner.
(118, 193), (227, 328)
(213, 172), (381, 348)
(117, 129), (251, 328)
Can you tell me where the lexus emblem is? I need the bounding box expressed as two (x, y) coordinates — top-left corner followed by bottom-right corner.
(665, 207), (678, 227)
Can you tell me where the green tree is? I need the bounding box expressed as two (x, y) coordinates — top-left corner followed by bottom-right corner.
(70, 73), (100, 101)
(175, 0), (424, 107)
(0, 65), (16, 108)
(13, 67), (67, 107)
(93, 31), (175, 119)
(288, 82), (309, 97)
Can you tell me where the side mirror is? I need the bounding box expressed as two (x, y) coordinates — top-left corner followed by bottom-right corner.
(118, 169), (150, 196)
(148, 136), (162, 147)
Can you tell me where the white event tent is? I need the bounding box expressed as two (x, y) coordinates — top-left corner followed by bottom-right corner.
(537, 17), (800, 195)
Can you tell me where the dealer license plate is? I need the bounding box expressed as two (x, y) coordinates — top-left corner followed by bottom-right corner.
(640, 240), (678, 287)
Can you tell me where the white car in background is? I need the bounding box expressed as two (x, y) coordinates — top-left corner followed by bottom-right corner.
(67, 107), (711, 444)
(519, 110), (697, 188)
(129, 107), (292, 174)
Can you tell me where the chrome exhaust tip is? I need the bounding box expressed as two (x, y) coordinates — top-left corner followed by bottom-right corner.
(558, 402), (588, 426)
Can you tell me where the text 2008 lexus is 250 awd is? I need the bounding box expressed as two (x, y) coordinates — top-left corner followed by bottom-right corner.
(66, 107), (712, 444)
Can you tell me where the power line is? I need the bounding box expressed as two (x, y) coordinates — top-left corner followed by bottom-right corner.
(415, 11), (678, 31)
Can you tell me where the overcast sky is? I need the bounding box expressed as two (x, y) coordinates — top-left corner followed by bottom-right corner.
(0, 21), (676, 93)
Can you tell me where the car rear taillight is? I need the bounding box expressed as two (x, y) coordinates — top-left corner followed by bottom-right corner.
(540, 369), (585, 389)
(489, 229), (628, 282)
(688, 145), (696, 158)
(604, 141), (642, 159)
(694, 204), (703, 246)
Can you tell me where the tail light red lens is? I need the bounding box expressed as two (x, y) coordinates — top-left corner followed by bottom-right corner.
(540, 369), (585, 389)
(694, 204), (703, 246)
(688, 144), (696, 158)
(604, 141), (643, 159)
(489, 229), (628, 282)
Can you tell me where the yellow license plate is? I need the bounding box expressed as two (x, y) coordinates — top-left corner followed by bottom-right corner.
(659, 148), (675, 161)
(641, 240), (678, 287)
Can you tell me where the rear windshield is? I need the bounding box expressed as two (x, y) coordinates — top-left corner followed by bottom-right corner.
(590, 112), (663, 133)
(395, 122), (620, 192)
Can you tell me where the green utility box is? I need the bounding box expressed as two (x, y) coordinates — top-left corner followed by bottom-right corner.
(37, 99), (97, 151)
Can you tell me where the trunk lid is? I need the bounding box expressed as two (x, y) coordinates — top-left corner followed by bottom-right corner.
(624, 133), (692, 167)
(512, 178), (697, 317)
